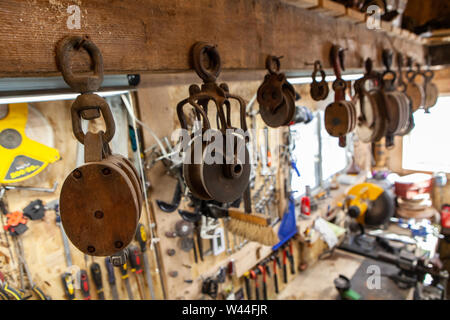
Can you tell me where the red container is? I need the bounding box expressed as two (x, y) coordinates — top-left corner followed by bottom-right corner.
(394, 173), (432, 199)
(442, 205), (450, 229)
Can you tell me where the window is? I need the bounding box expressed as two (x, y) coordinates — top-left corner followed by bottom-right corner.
(290, 111), (349, 197)
(402, 96), (450, 173)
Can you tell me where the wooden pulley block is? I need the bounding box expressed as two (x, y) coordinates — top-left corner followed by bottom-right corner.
(406, 66), (425, 113)
(56, 36), (142, 257)
(384, 92), (402, 147)
(324, 101), (353, 137)
(60, 155), (140, 256)
(257, 56), (297, 128)
(178, 42), (251, 203)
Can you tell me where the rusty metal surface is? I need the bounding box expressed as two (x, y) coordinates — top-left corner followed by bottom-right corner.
(57, 36), (142, 257)
(257, 56), (297, 128)
(177, 42), (250, 203)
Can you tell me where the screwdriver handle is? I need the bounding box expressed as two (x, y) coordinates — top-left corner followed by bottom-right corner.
(79, 270), (91, 300)
(104, 257), (116, 285)
(90, 262), (105, 300)
(119, 262), (129, 278)
(61, 273), (76, 300)
(32, 285), (49, 300)
(2, 283), (23, 300)
(244, 273), (251, 300)
(128, 245), (143, 274)
(135, 223), (148, 253)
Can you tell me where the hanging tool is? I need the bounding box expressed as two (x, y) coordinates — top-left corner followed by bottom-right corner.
(104, 257), (119, 300)
(15, 237), (50, 300)
(288, 240), (295, 275)
(79, 270), (91, 300)
(3, 211), (28, 236)
(61, 272), (76, 300)
(135, 223), (156, 299)
(251, 269), (260, 300)
(282, 248), (288, 284)
(49, 200), (73, 268)
(243, 272), (251, 300)
(3, 182), (58, 193)
(23, 199), (45, 220)
(119, 262), (134, 300)
(0, 271), (23, 300)
(90, 262), (105, 300)
(128, 245), (145, 299)
(258, 265), (268, 300)
(271, 255), (280, 294)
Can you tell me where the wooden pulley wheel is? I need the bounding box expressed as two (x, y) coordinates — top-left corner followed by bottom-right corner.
(355, 90), (387, 143)
(406, 72), (425, 113)
(183, 135), (213, 200)
(325, 101), (351, 137)
(60, 160), (140, 256)
(106, 154), (143, 210)
(200, 133), (251, 203)
(385, 92), (401, 135)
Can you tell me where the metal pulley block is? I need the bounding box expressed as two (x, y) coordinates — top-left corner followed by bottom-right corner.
(310, 60), (329, 101)
(56, 36), (142, 257)
(177, 42), (251, 204)
(257, 56), (297, 128)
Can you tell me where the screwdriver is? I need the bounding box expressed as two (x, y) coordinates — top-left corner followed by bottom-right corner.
(272, 256), (280, 294)
(128, 245), (145, 299)
(243, 271), (251, 300)
(90, 262), (105, 300)
(258, 265), (267, 300)
(288, 240), (295, 275)
(61, 272), (76, 300)
(2, 283), (23, 300)
(282, 248), (288, 284)
(250, 269), (259, 300)
(119, 261), (134, 300)
(135, 223), (156, 299)
(79, 270), (91, 300)
(105, 257), (119, 300)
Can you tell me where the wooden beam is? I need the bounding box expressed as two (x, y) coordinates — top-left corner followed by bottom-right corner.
(0, 0), (425, 78)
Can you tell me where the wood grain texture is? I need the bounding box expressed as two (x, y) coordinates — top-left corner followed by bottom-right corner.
(0, 0), (425, 77)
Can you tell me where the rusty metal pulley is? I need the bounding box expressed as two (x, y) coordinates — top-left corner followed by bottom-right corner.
(257, 56), (297, 128)
(177, 42), (251, 204)
(56, 36), (142, 257)
(310, 60), (329, 101)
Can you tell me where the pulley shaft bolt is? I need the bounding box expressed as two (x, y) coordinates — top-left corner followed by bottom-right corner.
(94, 211), (104, 219)
(115, 241), (124, 249)
(87, 246), (96, 253)
(102, 168), (112, 175)
(73, 170), (82, 179)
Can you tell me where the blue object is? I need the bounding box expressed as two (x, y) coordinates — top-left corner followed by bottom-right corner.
(291, 161), (301, 177)
(272, 198), (298, 251)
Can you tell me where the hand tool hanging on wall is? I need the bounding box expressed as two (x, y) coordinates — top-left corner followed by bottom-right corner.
(422, 62), (439, 113)
(14, 236), (50, 300)
(243, 272), (252, 300)
(79, 270), (91, 300)
(119, 261), (134, 300)
(90, 262), (105, 300)
(324, 45), (356, 148)
(135, 223), (156, 300)
(128, 245), (146, 299)
(0, 189), (15, 265)
(0, 103), (60, 184)
(176, 42), (251, 203)
(257, 56), (298, 128)
(56, 36), (142, 257)
(271, 255), (280, 294)
(61, 272), (76, 300)
(310, 60), (330, 101)
(104, 257), (120, 300)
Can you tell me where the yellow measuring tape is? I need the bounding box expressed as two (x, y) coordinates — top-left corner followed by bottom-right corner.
(0, 103), (60, 183)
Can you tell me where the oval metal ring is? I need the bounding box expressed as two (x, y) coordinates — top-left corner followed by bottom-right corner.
(71, 93), (116, 144)
(56, 36), (104, 93)
(192, 42), (222, 83)
(265, 55), (281, 74)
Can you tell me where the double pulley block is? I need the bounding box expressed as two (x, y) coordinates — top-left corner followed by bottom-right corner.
(257, 56), (298, 128)
(57, 36), (142, 257)
(177, 42), (251, 204)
